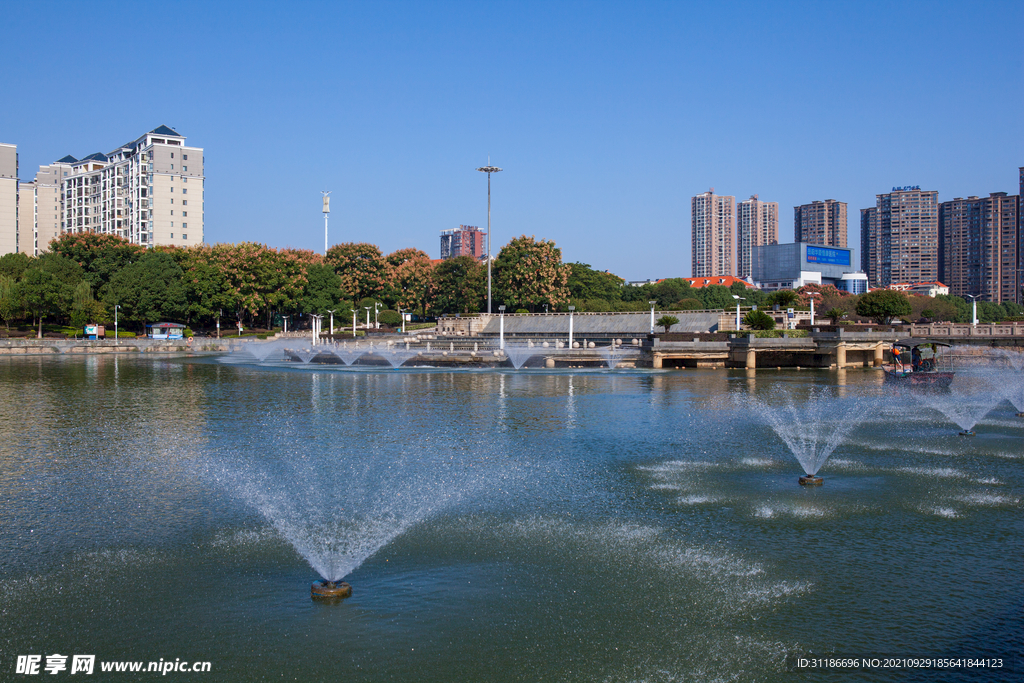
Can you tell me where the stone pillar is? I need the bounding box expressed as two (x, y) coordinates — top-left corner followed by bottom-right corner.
(545, 357), (555, 368)
(652, 353), (663, 369)
(745, 348), (756, 370)
(873, 343), (884, 367)
(836, 343), (847, 369)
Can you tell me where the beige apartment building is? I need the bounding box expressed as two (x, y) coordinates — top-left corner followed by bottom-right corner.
(0, 126), (204, 256)
(692, 189), (735, 278)
(794, 199), (847, 248)
(736, 195), (778, 279)
(0, 144), (17, 255)
(939, 192), (1019, 303)
(860, 187), (939, 288)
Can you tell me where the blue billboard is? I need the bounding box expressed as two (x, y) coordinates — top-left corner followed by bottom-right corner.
(805, 245), (850, 266)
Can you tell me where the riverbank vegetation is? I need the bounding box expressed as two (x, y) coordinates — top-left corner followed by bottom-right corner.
(0, 233), (1018, 336)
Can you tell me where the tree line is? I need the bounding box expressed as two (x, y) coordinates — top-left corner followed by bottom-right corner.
(0, 232), (1018, 337)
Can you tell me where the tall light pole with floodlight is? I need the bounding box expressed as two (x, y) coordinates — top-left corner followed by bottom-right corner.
(649, 300), (657, 335)
(326, 310), (334, 336)
(282, 315), (289, 334)
(351, 309), (357, 337)
(476, 161), (502, 314)
(364, 306), (371, 330)
(374, 301), (382, 329)
(321, 191), (331, 255)
(114, 304), (120, 345)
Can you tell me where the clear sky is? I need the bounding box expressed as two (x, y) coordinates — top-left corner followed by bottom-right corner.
(2, 0), (1021, 280)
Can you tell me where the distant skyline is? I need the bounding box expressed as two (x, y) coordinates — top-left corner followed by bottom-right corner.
(2, 0), (1021, 280)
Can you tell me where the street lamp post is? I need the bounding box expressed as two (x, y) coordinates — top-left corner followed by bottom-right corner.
(732, 295), (746, 330)
(351, 309), (357, 338)
(568, 305), (575, 349)
(114, 304), (120, 345)
(374, 301), (382, 329)
(364, 307), (371, 331)
(649, 300), (657, 335)
(321, 191), (331, 255)
(282, 316), (289, 334)
(476, 161), (503, 314)
(326, 310), (334, 336)
(498, 305), (506, 349)
(808, 292), (818, 326)
(397, 308), (407, 334)
(964, 294), (979, 326)
(216, 309), (221, 339)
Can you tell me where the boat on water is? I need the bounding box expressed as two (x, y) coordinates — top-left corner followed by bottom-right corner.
(883, 339), (955, 387)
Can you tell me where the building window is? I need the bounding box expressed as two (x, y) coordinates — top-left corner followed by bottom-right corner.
(170, 187), (174, 192)
(183, 154), (187, 160)
(170, 233), (174, 239)
(182, 211), (186, 217)
(183, 166), (187, 172)
(182, 223), (187, 228)
(182, 189), (187, 194)
(171, 164), (174, 170)
(170, 153), (174, 158)
(182, 234), (187, 240)
(182, 177), (187, 182)
(170, 210), (174, 216)
(182, 200), (187, 206)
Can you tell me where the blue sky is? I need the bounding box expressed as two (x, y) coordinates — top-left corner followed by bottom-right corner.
(3, 0), (1021, 280)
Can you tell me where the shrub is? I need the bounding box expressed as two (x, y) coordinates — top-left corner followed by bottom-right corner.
(675, 298), (702, 311)
(743, 310), (776, 330)
(377, 310), (402, 327)
(515, 308), (529, 314)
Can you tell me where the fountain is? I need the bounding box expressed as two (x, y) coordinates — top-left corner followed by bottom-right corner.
(503, 343), (536, 369)
(598, 344), (619, 369)
(329, 342), (366, 366)
(243, 339), (288, 362)
(751, 386), (873, 485)
(913, 367), (1001, 435)
(205, 438), (507, 598)
(995, 350), (1024, 416)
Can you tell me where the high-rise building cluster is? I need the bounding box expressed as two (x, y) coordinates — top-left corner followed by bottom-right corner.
(0, 126), (204, 256)
(693, 169), (1023, 303)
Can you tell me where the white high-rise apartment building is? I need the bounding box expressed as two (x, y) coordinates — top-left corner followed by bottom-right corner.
(736, 195), (778, 279)
(692, 189), (735, 278)
(0, 126), (204, 256)
(0, 143), (17, 255)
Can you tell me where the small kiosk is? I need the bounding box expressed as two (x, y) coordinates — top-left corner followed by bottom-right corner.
(146, 322), (186, 339)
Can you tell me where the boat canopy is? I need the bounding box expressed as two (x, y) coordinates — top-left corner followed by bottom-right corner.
(892, 339), (951, 348)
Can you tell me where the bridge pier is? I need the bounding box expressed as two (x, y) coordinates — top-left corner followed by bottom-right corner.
(652, 353), (663, 369)
(873, 343), (884, 367)
(745, 348), (756, 370)
(836, 343), (846, 368)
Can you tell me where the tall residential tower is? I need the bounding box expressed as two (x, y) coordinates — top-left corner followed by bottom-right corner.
(692, 189), (735, 278)
(860, 187), (939, 288)
(794, 199), (847, 247)
(939, 192), (1019, 303)
(736, 195), (778, 279)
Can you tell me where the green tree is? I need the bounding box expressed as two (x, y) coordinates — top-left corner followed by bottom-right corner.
(768, 289), (800, 308)
(393, 256), (436, 316)
(326, 243), (390, 304)
(300, 262), (346, 315)
(744, 310), (776, 330)
(567, 263), (624, 302)
(0, 274), (19, 329)
(49, 232), (145, 294)
(697, 284), (737, 310)
(493, 236), (571, 312)
(933, 294), (970, 323)
(823, 306), (847, 324)
(0, 252), (31, 280)
(104, 251), (187, 330)
(378, 309), (402, 327)
(855, 289), (912, 324)
(651, 278), (695, 307)
(19, 267), (60, 337)
(432, 256), (485, 315)
(674, 298), (702, 311)
(70, 281), (108, 329)
(655, 315), (679, 333)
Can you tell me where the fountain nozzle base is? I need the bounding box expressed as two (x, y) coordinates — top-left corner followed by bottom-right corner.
(958, 430), (976, 437)
(798, 475), (823, 486)
(311, 580), (352, 600)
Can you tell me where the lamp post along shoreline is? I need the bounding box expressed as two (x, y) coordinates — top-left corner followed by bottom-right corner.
(321, 191), (331, 255)
(476, 162), (502, 314)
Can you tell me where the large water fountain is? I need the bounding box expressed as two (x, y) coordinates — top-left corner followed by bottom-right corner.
(912, 365), (1003, 436)
(751, 386), (875, 485)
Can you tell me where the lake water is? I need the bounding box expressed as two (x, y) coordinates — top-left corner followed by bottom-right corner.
(0, 355), (1020, 681)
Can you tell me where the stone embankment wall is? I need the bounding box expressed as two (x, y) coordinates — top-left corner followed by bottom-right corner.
(0, 338), (232, 356)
